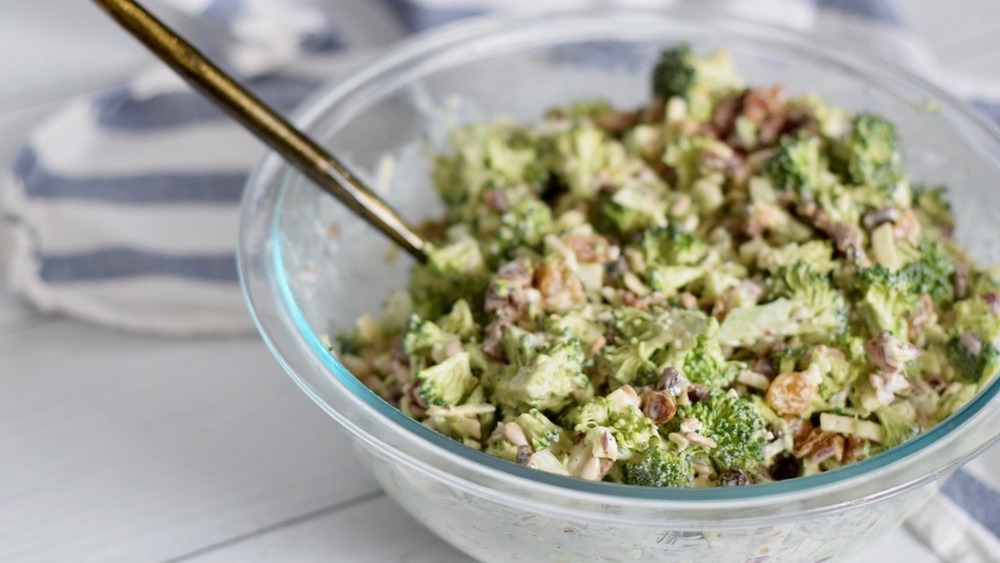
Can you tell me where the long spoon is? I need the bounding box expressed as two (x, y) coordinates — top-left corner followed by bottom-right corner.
(92, 0), (429, 263)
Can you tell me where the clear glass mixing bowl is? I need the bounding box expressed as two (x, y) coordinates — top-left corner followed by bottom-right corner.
(238, 9), (1000, 562)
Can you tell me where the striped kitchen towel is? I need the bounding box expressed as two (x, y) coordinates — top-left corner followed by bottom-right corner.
(1, 1), (999, 559)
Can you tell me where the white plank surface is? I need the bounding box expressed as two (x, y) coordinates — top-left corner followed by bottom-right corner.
(0, 1), (997, 562)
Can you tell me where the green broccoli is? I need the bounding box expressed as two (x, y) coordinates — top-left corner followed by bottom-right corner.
(409, 233), (491, 319)
(601, 342), (659, 387)
(852, 265), (917, 339)
(757, 240), (836, 275)
(491, 339), (592, 413)
(873, 403), (920, 448)
(832, 113), (904, 193)
(650, 45), (742, 119)
(771, 263), (848, 334)
(669, 392), (768, 473)
(438, 299), (479, 340)
(597, 183), (670, 236)
(641, 224), (708, 267)
(416, 352), (478, 407)
(764, 132), (824, 197)
(432, 120), (546, 206)
(662, 135), (721, 192)
(620, 443), (694, 487)
(563, 387), (658, 460)
(514, 409), (565, 451)
(718, 262), (846, 347)
(947, 335), (1000, 383)
(899, 241), (955, 304)
(497, 196), (555, 254)
(678, 335), (737, 391)
(912, 186), (954, 234)
(402, 315), (451, 366)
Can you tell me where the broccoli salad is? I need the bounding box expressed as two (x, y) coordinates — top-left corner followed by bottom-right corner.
(334, 45), (1000, 488)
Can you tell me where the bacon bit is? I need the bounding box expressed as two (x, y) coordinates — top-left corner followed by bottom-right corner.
(687, 384), (710, 404)
(639, 99), (665, 124)
(784, 416), (815, 450)
(862, 206), (899, 231)
(743, 85), (786, 123)
(641, 390), (677, 425)
(485, 259), (534, 322)
(679, 292), (698, 309)
(766, 372), (817, 416)
(709, 92), (743, 139)
(758, 113), (789, 146)
(985, 293), (1000, 315)
(534, 261), (586, 312)
(794, 429), (844, 463)
(842, 436), (869, 464)
(563, 234), (608, 263)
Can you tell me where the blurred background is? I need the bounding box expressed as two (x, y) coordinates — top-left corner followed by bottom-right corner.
(1, 1), (998, 562)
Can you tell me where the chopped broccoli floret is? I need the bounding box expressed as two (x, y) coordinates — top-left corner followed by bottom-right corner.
(641, 224), (708, 267)
(852, 265), (917, 338)
(719, 263), (846, 347)
(438, 299), (479, 339)
(403, 315), (451, 364)
(651, 45), (741, 119)
(670, 392), (768, 473)
(912, 186), (954, 234)
(416, 352), (478, 407)
(620, 443), (694, 487)
(874, 403), (920, 448)
(497, 196), (555, 253)
(899, 241), (955, 304)
(833, 113), (904, 193)
(679, 335), (737, 391)
(492, 339), (591, 413)
(564, 387), (657, 460)
(947, 335), (1000, 383)
(514, 409), (564, 451)
(410, 233), (490, 319)
(598, 183), (670, 236)
(651, 44), (697, 102)
(432, 120), (546, 206)
(764, 133), (824, 196)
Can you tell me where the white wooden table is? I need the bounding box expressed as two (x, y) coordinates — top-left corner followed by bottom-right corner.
(2, 1), (999, 561)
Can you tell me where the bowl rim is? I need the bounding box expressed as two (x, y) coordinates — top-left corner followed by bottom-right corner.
(239, 7), (1000, 509)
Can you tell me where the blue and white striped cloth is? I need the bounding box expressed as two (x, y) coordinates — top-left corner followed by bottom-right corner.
(1, 1), (999, 559)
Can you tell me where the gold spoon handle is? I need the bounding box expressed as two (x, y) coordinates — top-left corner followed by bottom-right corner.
(92, 0), (428, 262)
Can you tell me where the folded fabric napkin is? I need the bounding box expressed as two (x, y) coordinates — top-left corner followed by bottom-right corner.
(2, 0), (998, 559)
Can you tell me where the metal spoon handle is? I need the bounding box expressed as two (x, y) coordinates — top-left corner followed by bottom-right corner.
(92, 0), (429, 262)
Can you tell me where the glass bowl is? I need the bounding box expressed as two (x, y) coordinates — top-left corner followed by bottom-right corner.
(238, 8), (1000, 562)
